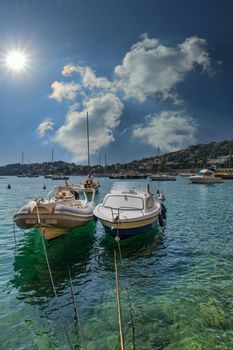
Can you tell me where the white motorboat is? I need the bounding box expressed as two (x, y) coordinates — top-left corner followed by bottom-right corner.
(93, 182), (165, 238)
(13, 183), (96, 240)
(188, 168), (224, 184)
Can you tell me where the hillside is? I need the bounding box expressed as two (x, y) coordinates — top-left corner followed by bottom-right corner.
(1, 140), (233, 176)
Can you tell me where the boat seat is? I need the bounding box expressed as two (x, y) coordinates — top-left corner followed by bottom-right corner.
(74, 200), (82, 207)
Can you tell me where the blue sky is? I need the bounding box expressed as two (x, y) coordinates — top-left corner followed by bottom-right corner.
(0, 0), (232, 166)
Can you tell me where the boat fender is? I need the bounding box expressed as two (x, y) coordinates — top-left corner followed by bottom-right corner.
(159, 193), (166, 201)
(158, 213), (164, 227)
(161, 203), (167, 220)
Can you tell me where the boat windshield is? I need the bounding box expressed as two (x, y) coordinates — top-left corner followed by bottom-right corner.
(111, 182), (147, 192)
(104, 194), (144, 210)
(198, 170), (213, 176)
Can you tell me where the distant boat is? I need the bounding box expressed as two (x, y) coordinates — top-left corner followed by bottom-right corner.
(13, 183), (96, 240)
(150, 174), (176, 181)
(79, 173), (100, 193)
(149, 147), (176, 181)
(188, 168), (224, 184)
(27, 174), (39, 178)
(17, 174), (27, 177)
(179, 172), (194, 177)
(44, 174), (53, 179)
(93, 182), (165, 238)
(109, 173), (147, 179)
(52, 175), (69, 180)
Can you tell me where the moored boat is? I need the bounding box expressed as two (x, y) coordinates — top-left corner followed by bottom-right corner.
(93, 182), (165, 238)
(109, 173), (147, 179)
(13, 182), (95, 240)
(150, 174), (176, 181)
(52, 174), (69, 180)
(79, 173), (100, 194)
(188, 168), (224, 184)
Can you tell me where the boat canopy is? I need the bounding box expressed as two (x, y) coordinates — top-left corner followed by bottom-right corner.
(198, 169), (214, 176)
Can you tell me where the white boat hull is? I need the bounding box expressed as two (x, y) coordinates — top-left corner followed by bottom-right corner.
(189, 176), (224, 183)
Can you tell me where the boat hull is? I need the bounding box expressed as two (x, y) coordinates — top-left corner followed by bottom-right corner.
(14, 212), (94, 239)
(188, 177), (224, 183)
(98, 216), (158, 238)
(150, 176), (176, 181)
(14, 199), (95, 240)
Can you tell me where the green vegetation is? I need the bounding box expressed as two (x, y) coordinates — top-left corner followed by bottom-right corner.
(2, 140), (233, 176)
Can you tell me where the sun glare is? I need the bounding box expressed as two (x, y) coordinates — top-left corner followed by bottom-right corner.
(6, 50), (27, 71)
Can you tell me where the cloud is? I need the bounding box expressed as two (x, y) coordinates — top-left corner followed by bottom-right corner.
(48, 34), (214, 160)
(114, 34), (211, 102)
(62, 64), (113, 90)
(49, 81), (80, 102)
(133, 111), (198, 152)
(37, 119), (54, 137)
(53, 93), (124, 162)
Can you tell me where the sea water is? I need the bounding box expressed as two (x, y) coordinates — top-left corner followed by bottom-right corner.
(1, 176), (233, 349)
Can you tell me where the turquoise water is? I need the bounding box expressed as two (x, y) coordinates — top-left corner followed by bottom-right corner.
(1, 176), (233, 349)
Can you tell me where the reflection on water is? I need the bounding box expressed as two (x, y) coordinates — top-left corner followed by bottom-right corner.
(11, 222), (96, 303)
(3, 176), (233, 349)
(100, 226), (164, 261)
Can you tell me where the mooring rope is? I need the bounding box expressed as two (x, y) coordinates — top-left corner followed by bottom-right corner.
(115, 221), (136, 350)
(114, 247), (125, 350)
(63, 236), (87, 350)
(36, 204), (74, 350)
(12, 222), (17, 246)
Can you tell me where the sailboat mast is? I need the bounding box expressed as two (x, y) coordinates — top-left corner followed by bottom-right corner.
(51, 148), (54, 175)
(157, 147), (160, 173)
(52, 148), (54, 163)
(87, 111), (90, 168)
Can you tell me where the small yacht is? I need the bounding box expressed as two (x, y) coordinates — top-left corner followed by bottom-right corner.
(13, 182), (96, 240)
(188, 168), (224, 184)
(93, 182), (164, 238)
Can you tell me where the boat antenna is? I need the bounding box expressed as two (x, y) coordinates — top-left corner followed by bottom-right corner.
(87, 111), (90, 169)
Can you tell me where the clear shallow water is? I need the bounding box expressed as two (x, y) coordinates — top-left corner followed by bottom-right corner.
(1, 176), (233, 349)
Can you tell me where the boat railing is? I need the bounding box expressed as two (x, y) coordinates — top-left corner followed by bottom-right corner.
(97, 204), (144, 221)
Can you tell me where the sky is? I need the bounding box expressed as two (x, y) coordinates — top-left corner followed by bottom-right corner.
(0, 0), (232, 166)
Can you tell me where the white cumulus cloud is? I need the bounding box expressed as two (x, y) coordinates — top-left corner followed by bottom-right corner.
(47, 34), (214, 159)
(37, 119), (54, 137)
(114, 34), (211, 102)
(62, 64), (113, 90)
(49, 81), (80, 102)
(133, 111), (198, 152)
(53, 93), (124, 162)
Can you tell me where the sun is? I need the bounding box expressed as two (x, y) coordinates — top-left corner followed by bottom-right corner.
(5, 50), (28, 71)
